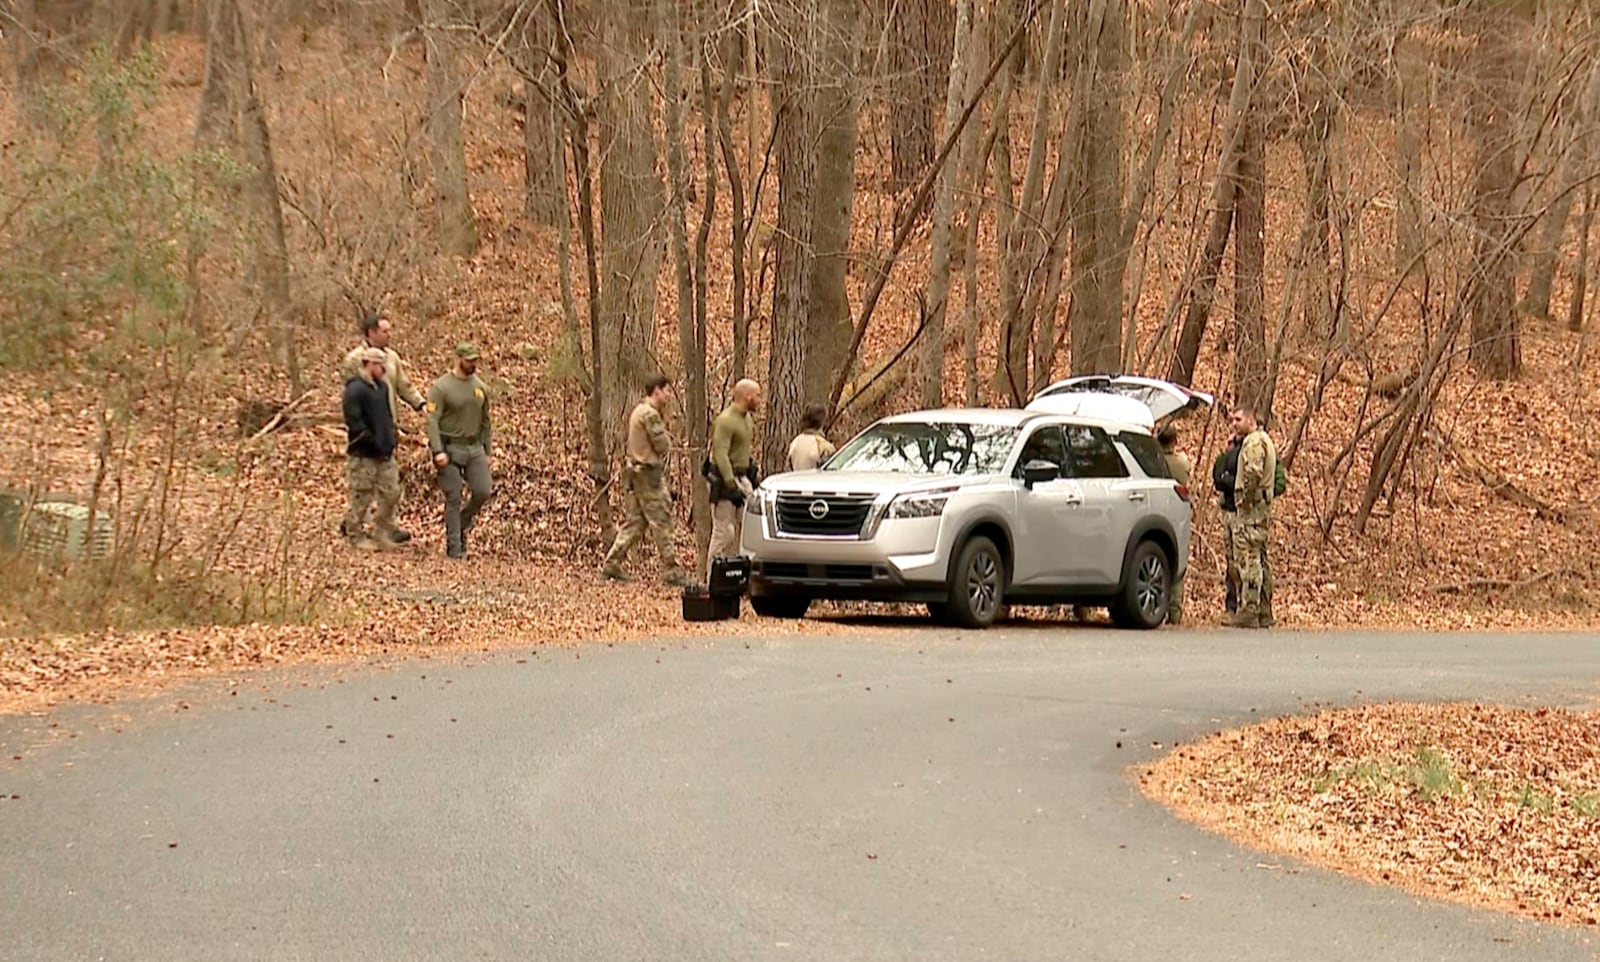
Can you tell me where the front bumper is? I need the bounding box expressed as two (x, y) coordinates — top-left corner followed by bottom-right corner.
(740, 507), (952, 601)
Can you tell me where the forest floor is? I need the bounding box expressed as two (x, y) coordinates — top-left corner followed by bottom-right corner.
(1143, 703), (1600, 927)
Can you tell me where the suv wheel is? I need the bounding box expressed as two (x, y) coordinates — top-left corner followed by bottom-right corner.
(751, 595), (811, 620)
(1110, 540), (1170, 630)
(948, 536), (1005, 629)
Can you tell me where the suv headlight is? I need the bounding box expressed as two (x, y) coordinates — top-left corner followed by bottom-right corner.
(886, 490), (955, 520)
(745, 486), (772, 516)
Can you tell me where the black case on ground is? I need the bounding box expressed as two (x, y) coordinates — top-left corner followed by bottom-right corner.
(708, 556), (751, 598)
(682, 585), (740, 622)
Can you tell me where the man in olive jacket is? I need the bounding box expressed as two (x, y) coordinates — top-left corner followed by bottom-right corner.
(706, 378), (761, 578)
(426, 343), (493, 559)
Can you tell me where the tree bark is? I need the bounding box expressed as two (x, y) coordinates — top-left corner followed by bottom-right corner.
(1467, 5), (1523, 380)
(519, 8), (565, 227)
(1167, 0), (1264, 388)
(1525, 62), (1600, 320)
(1232, 0), (1267, 417)
(1393, 28), (1428, 283)
(549, 0), (613, 547)
(889, 0), (954, 196)
(598, 8), (666, 438)
(765, 0), (817, 476)
(663, 3), (700, 562)
(713, 30), (750, 383)
(1067, 0), (1125, 377)
(422, 0), (480, 257)
(803, 0), (859, 407)
(993, 0), (1063, 403)
(920, 0), (974, 408)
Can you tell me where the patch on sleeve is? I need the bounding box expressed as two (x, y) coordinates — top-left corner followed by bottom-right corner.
(426, 401), (438, 413)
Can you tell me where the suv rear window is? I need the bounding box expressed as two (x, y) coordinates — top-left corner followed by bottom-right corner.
(1118, 432), (1169, 479)
(1063, 426), (1129, 479)
(827, 422), (1020, 476)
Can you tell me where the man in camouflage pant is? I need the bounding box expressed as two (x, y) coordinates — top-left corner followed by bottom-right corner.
(1225, 401), (1276, 629)
(342, 348), (402, 549)
(602, 374), (689, 586)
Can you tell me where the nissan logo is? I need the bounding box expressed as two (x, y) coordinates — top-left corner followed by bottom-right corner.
(808, 499), (830, 520)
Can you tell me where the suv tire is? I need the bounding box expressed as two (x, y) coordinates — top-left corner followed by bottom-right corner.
(751, 595), (811, 620)
(1109, 539), (1171, 631)
(948, 536), (1006, 629)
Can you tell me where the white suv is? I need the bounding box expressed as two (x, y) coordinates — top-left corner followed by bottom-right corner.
(740, 377), (1211, 629)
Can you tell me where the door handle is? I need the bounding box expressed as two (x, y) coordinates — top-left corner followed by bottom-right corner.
(1127, 491), (1146, 502)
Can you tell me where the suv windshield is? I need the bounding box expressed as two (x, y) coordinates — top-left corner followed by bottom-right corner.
(825, 422), (1020, 476)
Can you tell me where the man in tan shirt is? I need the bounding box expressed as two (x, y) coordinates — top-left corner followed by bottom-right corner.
(705, 378), (761, 578)
(603, 374), (687, 585)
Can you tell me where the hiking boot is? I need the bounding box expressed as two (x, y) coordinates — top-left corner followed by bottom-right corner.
(350, 535), (380, 552)
(372, 531), (404, 551)
(1258, 609), (1276, 629)
(665, 571), (691, 588)
(602, 566), (634, 583)
(389, 529), (413, 544)
(1166, 610), (1184, 628)
(446, 542), (466, 560)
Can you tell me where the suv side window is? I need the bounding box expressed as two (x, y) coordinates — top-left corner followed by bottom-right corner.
(1014, 425), (1066, 476)
(1118, 431), (1169, 479)
(1063, 425), (1130, 479)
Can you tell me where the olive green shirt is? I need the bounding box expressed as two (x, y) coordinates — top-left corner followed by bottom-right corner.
(711, 404), (754, 484)
(426, 372), (492, 456)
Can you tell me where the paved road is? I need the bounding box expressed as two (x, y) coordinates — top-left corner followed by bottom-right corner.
(3, 628), (1599, 962)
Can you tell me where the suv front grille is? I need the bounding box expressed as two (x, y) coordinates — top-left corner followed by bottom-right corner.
(774, 493), (875, 537)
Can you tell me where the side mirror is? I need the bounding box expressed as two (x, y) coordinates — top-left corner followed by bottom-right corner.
(1022, 459), (1060, 489)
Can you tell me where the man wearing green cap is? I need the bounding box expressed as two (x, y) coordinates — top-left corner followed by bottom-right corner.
(426, 343), (494, 559)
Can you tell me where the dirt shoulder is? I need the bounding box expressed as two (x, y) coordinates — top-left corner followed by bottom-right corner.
(1141, 702), (1600, 927)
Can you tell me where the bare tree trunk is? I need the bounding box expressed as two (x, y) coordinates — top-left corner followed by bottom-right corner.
(1393, 28), (1428, 282)
(993, 0), (1063, 402)
(889, 0), (954, 196)
(713, 30), (750, 384)
(1526, 62), (1600, 320)
(201, 0), (297, 395)
(765, 0), (816, 475)
(550, 0), (613, 547)
(1467, 5), (1523, 380)
(691, 51), (717, 562)
(423, 0), (480, 257)
(1570, 181), (1592, 333)
(1295, 103), (1334, 341)
(804, 0), (859, 407)
(519, 8), (565, 227)
(663, 3), (699, 562)
(920, 0), (974, 408)
(1168, 0), (1263, 388)
(1067, 0), (1124, 376)
(958, 8), (990, 407)
(598, 10), (666, 437)
(1233, 0), (1267, 417)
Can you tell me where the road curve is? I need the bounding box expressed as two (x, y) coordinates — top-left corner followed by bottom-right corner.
(3, 628), (1598, 962)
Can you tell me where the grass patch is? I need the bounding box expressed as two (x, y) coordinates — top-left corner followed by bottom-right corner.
(0, 549), (324, 638)
(1313, 745), (1463, 801)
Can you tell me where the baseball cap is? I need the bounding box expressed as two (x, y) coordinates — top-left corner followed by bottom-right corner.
(455, 342), (481, 360)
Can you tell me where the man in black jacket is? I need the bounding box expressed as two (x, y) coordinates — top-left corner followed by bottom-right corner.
(343, 348), (402, 550)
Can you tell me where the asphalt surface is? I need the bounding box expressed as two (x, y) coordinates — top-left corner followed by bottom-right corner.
(3, 627), (1599, 962)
